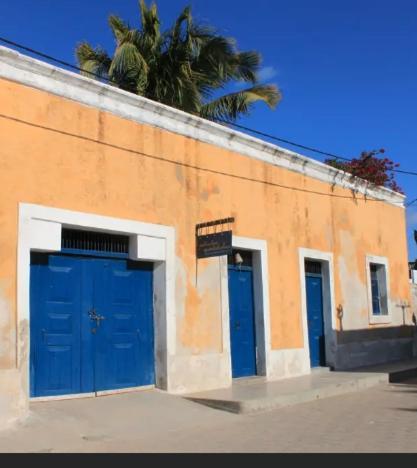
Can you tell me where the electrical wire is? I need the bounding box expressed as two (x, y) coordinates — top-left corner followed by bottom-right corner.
(0, 35), (416, 207)
(1, 35), (416, 177)
(0, 112), (406, 206)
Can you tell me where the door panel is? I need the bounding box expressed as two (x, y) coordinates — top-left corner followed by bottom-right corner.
(30, 255), (83, 397)
(306, 274), (326, 367)
(228, 266), (257, 378)
(93, 259), (155, 391)
(79, 259), (95, 393)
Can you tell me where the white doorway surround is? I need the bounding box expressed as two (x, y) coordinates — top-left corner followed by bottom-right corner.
(219, 236), (271, 378)
(298, 248), (337, 369)
(17, 203), (176, 399)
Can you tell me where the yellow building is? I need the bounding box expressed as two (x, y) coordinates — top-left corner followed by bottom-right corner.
(0, 46), (413, 427)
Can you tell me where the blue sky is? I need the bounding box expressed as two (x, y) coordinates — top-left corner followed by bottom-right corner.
(1, 0), (416, 258)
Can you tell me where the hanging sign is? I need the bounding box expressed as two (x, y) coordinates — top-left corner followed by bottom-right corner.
(196, 217), (234, 259)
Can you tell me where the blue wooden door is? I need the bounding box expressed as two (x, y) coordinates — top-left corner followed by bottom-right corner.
(228, 265), (257, 378)
(305, 274), (326, 367)
(93, 259), (155, 391)
(30, 254), (154, 397)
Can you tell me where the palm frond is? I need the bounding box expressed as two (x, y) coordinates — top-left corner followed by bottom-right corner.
(75, 42), (111, 79)
(139, 0), (161, 46)
(200, 84), (281, 122)
(192, 35), (237, 89)
(108, 15), (130, 45)
(234, 51), (261, 83)
(139, 0), (148, 29)
(123, 29), (143, 49)
(170, 6), (192, 48)
(109, 42), (149, 92)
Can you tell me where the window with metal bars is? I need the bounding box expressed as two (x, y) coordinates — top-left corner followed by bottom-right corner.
(61, 228), (129, 255)
(305, 260), (322, 275)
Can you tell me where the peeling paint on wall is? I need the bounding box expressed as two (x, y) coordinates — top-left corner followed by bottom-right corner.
(0, 280), (14, 368)
(338, 231), (369, 330)
(179, 258), (223, 355)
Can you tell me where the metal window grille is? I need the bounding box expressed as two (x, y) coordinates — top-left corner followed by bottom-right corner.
(305, 260), (322, 275)
(61, 228), (129, 254)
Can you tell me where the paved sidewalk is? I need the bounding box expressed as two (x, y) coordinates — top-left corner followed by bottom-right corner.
(1, 378), (417, 452)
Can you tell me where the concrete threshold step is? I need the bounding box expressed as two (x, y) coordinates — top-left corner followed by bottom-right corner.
(184, 373), (388, 414)
(184, 372), (388, 415)
(184, 359), (417, 415)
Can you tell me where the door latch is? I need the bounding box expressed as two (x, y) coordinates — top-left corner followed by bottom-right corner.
(88, 308), (106, 327)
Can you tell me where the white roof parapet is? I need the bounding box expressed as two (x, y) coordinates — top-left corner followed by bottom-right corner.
(0, 45), (405, 207)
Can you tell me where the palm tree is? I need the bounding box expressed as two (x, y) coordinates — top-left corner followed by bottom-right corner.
(76, 0), (281, 122)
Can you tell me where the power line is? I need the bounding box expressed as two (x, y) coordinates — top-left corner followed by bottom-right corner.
(0, 112), (405, 206)
(0, 36), (103, 80)
(220, 119), (417, 178)
(406, 198), (417, 208)
(217, 119), (344, 160)
(1, 36), (416, 178)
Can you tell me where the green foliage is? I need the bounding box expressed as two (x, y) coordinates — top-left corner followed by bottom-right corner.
(75, 0), (281, 121)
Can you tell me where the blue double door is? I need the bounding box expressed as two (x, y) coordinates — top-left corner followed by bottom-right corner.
(228, 258), (257, 378)
(30, 254), (155, 397)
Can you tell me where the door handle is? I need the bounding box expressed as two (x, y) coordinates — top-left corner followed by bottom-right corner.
(234, 321), (241, 330)
(88, 308), (106, 327)
(95, 315), (105, 327)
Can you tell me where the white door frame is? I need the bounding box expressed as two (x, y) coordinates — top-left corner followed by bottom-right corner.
(17, 203), (176, 399)
(220, 236), (272, 378)
(298, 248), (337, 368)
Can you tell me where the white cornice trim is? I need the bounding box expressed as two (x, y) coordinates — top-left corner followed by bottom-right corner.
(0, 46), (405, 207)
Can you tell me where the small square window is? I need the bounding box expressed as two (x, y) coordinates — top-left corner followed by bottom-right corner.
(369, 263), (388, 316)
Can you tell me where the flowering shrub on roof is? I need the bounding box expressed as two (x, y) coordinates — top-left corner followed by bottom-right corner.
(325, 149), (403, 194)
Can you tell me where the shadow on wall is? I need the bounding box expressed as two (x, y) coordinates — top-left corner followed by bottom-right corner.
(330, 324), (417, 371)
(336, 325), (416, 345)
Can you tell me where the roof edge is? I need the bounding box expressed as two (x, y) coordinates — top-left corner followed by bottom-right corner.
(0, 46), (405, 207)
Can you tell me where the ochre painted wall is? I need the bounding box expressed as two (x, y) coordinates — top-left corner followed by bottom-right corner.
(0, 78), (411, 369)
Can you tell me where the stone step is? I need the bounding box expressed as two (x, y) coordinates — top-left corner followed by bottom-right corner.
(185, 371), (388, 415)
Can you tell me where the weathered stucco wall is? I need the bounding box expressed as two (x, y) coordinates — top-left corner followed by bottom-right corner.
(0, 77), (412, 359)
(0, 71), (412, 420)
